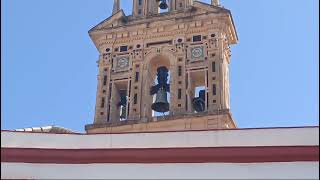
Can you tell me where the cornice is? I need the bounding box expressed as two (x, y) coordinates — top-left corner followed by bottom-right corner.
(96, 25), (222, 48)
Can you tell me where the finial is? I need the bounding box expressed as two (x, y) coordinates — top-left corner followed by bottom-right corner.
(113, 0), (120, 15)
(211, 0), (220, 6)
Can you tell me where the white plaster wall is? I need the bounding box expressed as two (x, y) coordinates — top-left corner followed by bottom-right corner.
(2, 162), (319, 179)
(1, 127), (319, 149)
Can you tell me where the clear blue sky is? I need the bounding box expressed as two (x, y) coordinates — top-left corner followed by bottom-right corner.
(1, 0), (319, 132)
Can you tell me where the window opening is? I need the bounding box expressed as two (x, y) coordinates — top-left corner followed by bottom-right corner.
(103, 75), (107, 86)
(178, 66), (182, 76)
(193, 35), (202, 42)
(212, 84), (216, 96)
(212, 62), (216, 72)
(135, 72), (139, 82)
(134, 94), (138, 104)
(120, 46), (128, 52)
(101, 97), (105, 108)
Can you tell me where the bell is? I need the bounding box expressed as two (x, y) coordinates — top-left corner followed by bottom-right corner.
(192, 90), (205, 112)
(159, 0), (168, 10)
(151, 87), (169, 113)
(119, 105), (126, 119)
(118, 91), (127, 120)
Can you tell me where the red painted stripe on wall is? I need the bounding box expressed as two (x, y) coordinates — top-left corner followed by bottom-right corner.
(1, 146), (319, 164)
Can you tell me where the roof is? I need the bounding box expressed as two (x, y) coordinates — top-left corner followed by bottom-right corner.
(88, 9), (126, 33)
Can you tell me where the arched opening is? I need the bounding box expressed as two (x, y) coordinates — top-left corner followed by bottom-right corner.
(144, 55), (172, 119)
(109, 81), (130, 122)
(188, 70), (207, 113)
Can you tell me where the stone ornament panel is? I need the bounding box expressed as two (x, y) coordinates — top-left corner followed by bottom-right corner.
(114, 56), (130, 72)
(190, 46), (205, 62)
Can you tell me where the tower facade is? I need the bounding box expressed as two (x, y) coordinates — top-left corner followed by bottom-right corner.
(85, 0), (238, 133)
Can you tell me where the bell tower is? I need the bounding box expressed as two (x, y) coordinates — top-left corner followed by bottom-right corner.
(85, 0), (238, 133)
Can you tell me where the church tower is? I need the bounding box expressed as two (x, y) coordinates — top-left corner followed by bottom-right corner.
(85, 0), (238, 133)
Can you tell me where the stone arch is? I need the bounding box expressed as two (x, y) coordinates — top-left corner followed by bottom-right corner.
(140, 49), (178, 121)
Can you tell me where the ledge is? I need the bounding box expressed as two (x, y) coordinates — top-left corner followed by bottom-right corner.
(85, 109), (234, 131)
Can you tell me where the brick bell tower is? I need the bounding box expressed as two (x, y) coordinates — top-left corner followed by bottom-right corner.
(85, 0), (238, 133)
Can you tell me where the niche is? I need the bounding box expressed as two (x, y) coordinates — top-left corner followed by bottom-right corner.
(145, 55), (172, 120)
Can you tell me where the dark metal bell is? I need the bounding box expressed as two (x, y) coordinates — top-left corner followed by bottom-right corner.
(151, 88), (169, 113)
(118, 90), (127, 120)
(192, 90), (205, 112)
(119, 106), (126, 119)
(159, 0), (168, 10)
